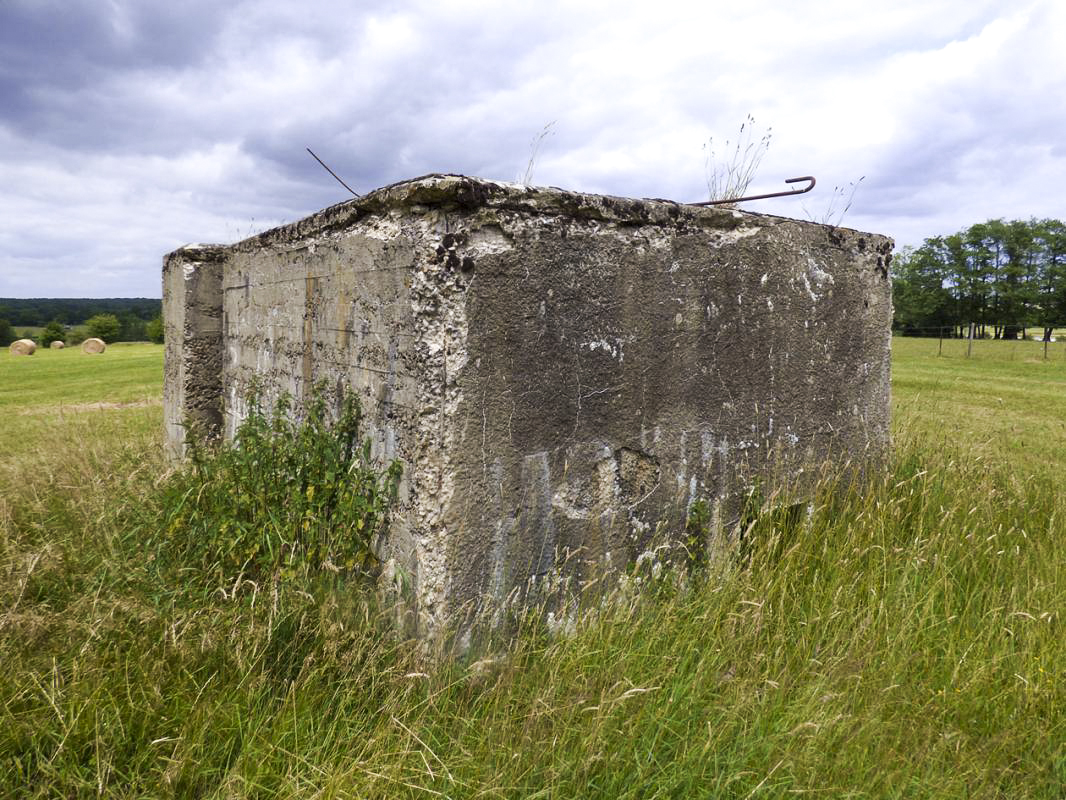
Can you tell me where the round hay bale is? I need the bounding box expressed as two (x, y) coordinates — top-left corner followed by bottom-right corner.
(50, 340), (65, 349)
(9, 338), (36, 356)
(82, 337), (106, 354)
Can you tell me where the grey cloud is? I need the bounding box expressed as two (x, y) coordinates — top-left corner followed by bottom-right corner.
(0, 1), (226, 138)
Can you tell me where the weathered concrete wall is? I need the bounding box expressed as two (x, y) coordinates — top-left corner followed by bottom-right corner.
(163, 245), (225, 459)
(164, 174), (893, 636)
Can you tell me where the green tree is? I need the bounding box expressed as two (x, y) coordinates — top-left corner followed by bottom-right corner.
(998, 219), (1037, 339)
(0, 318), (13, 346)
(894, 218), (1066, 338)
(146, 315), (164, 344)
(1035, 219), (1066, 339)
(85, 313), (121, 342)
(892, 245), (953, 334)
(119, 312), (147, 342)
(40, 319), (66, 347)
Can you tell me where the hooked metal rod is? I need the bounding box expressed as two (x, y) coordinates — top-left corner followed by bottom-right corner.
(691, 175), (816, 206)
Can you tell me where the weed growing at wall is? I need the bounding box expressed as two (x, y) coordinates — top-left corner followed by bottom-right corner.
(805, 175), (865, 227)
(152, 386), (402, 591)
(519, 120), (557, 186)
(683, 498), (711, 573)
(703, 114), (772, 203)
(684, 482), (809, 578)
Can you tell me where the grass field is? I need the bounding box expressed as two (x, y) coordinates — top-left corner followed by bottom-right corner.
(0, 343), (162, 469)
(892, 336), (1066, 479)
(0, 340), (1062, 798)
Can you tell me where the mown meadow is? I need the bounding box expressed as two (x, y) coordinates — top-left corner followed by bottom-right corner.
(0, 339), (1062, 798)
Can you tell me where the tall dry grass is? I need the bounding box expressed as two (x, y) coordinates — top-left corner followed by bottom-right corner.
(0, 343), (1062, 798)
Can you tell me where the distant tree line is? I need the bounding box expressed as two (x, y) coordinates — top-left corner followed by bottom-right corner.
(0, 297), (160, 327)
(0, 298), (163, 346)
(893, 218), (1066, 340)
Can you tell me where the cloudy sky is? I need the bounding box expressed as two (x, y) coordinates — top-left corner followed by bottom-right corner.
(1, 0), (1063, 298)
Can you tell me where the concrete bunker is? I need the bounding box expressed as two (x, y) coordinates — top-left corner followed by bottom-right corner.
(164, 174), (893, 636)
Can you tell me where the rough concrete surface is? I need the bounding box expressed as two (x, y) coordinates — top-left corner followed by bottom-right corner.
(163, 245), (225, 459)
(163, 174), (893, 638)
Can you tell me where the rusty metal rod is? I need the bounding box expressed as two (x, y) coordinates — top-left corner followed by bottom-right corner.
(306, 147), (360, 197)
(691, 175), (816, 206)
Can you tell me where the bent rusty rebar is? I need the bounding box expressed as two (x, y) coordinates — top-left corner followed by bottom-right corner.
(691, 175), (816, 206)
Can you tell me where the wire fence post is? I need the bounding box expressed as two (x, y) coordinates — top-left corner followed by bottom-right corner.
(967, 322), (974, 359)
(938, 326), (944, 357)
